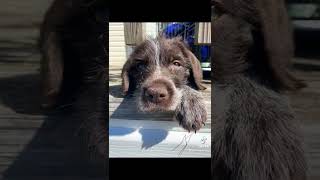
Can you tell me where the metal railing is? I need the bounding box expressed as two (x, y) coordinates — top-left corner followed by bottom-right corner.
(157, 22), (196, 40)
(156, 22), (211, 65)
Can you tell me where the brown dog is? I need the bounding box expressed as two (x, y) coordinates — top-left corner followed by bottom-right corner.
(121, 36), (207, 131)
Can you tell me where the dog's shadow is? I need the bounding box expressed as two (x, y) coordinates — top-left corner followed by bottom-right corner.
(109, 85), (174, 149)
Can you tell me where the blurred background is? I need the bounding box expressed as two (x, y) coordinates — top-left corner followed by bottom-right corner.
(0, 0), (106, 179)
(285, 2), (320, 178)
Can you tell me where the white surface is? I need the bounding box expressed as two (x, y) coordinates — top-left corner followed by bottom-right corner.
(145, 23), (158, 39)
(202, 67), (211, 71)
(109, 119), (211, 158)
(293, 20), (320, 30)
(109, 23), (126, 66)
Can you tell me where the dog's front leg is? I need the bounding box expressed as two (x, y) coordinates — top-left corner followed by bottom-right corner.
(174, 86), (207, 132)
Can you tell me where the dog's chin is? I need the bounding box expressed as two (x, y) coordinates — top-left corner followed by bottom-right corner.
(138, 102), (176, 112)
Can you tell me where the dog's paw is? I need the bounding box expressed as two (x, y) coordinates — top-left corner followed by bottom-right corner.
(174, 87), (207, 132)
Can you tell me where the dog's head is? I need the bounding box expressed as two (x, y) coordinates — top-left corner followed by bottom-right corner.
(121, 36), (206, 112)
(212, 0), (306, 91)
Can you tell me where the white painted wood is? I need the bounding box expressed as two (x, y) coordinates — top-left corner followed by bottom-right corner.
(109, 23), (126, 67)
(195, 22), (211, 44)
(202, 67), (211, 71)
(145, 23), (158, 39)
(109, 119), (211, 158)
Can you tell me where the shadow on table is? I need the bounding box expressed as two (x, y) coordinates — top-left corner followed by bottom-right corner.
(109, 85), (171, 149)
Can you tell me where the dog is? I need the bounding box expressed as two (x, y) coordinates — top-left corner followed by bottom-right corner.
(211, 0), (307, 179)
(39, 0), (108, 159)
(121, 36), (207, 132)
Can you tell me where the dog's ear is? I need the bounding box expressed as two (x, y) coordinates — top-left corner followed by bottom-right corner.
(40, 31), (64, 108)
(187, 50), (206, 90)
(121, 59), (136, 96)
(175, 38), (206, 90)
(121, 60), (130, 95)
(255, 0), (307, 90)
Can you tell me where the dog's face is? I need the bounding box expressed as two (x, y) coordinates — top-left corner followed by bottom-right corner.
(121, 36), (205, 112)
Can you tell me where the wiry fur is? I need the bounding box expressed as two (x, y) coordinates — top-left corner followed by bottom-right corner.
(121, 36), (207, 131)
(175, 85), (207, 132)
(211, 0), (307, 179)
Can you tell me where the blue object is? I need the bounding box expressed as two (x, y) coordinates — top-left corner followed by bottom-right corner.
(163, 23), (185, 38)
(163, 22), (210, 63)
(200, 46), (210, 61)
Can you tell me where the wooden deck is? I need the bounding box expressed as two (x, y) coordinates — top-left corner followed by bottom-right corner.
(0, 66), (106, 179)
(0, 0), (106, 179)
(289, 68), (320, 180)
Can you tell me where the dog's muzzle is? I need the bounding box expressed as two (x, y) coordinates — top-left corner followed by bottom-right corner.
(143, 80), (172, 104)
(139, 78), (180, 112)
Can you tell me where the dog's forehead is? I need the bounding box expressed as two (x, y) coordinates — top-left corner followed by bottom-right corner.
(144, 37), (184, 49)
(158, 38), (190, 59)
(130, 37), (189, 64)
(159, 38), (186, 51)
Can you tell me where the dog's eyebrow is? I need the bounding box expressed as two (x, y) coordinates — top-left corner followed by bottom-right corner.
(134, 58), (145, 62)
(129, 53), (145, 61)
(171, 41), (190, 58)
(170, 55), (184, 61)
(130, 45), (152, 61)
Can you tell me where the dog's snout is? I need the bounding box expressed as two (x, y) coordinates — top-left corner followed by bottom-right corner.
(143, 84), (169, 103)
(139, 73), (179, 112)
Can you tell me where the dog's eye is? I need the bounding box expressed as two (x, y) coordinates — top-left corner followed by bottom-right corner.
(136, 63), (145, 69)
(134, 59), (146, 70)
(173, 61), (181, 67)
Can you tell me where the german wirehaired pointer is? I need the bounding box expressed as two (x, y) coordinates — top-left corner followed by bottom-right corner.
(212, 0), (307, 179)
(39, 0), (108, 159)
(121, 36), (207, 132)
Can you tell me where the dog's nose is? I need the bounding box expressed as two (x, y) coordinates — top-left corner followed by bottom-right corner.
(144, 84), (169, 104)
